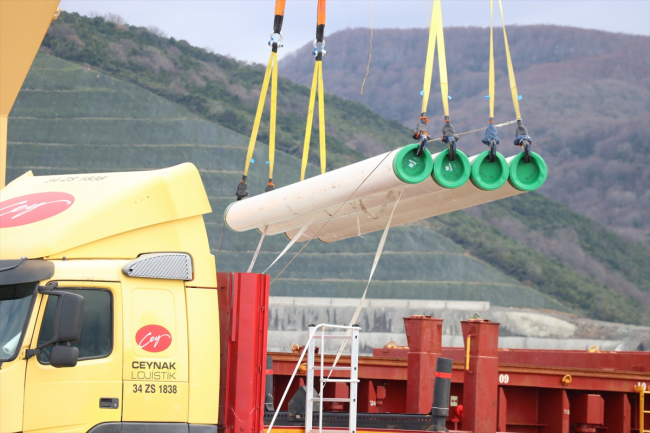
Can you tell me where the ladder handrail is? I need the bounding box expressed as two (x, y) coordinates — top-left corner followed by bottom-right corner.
(307, 324), (360, 433)
(266, 323), (361, 433)
(635, 384), (650, 433)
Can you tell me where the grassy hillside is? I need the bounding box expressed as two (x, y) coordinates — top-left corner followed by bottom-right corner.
(40, 12), (416, 172)
(5, 11), (648, 325)
(7, 53), (563, 314)
(281, 26), (650, 246)
(427, 211), (646, 325)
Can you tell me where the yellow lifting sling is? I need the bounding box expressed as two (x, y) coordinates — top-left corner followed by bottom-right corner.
(236, 0), (286, 200)
(483, 0), (533, 162)
(300, 0), (328, 181)
(413, 0), (459, 159)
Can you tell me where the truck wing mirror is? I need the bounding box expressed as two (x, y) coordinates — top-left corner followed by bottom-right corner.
(50, 344), (79, 368)
(26, 283), (84, 367)
(50, 290), (84, 343)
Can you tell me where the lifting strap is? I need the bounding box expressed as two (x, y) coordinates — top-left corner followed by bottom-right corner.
(489, 0), (495, 121)
(434, 0), (450, 119)
(300, 0), (328, 181)
(497, 0), (520, 120)
(236, 0), (286, 200)
(415, 0), (458, 159)
(482, 0), (500, 160)
(248, 225), (268, 273)
(263, 216), (315, 274)
(495, 0), (532, 158)
(420, 0), (439, 117)
(326, 189), (403, 383)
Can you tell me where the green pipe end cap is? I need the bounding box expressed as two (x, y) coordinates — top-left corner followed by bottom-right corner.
(508, 151), (548, 191)
(393, 143), (434, 184)
(223, 202), (236, 231)
(470, 150), (510, 191)
(432, 149), (471, 189)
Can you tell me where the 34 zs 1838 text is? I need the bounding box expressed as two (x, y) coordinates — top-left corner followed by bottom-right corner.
(133, 384), (177, 394)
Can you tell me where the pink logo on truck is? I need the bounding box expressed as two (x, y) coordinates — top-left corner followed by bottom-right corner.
(0, 192), (74, 228)
(136, 325), (172, 352)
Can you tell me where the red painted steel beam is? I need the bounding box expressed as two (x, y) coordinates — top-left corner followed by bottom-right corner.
(404, 316), (443, 414)
(538, 389), (570, 433)
(441, 347), (649, 372)
(498, 365), (650, 392)
(461, 319), (500, 433)
(603, 393), (631, 433)
(269, 352), (409, 381)
(217, 272), (270, 433)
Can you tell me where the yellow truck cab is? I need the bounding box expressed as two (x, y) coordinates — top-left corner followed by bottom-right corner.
(0, 164), (222, 433)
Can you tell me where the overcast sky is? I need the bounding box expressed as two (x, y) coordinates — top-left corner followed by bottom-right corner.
(60, 1), (650, 64)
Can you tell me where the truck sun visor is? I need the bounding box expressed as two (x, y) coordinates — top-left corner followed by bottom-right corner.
(0, 259), (54, 286)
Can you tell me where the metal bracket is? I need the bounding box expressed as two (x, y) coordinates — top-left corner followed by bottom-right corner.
(488, 139), (497, 163)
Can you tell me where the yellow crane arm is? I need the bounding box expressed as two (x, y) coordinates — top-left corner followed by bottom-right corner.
(0, 0), (61, 188)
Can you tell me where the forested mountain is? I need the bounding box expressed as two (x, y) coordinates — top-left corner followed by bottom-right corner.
(7, 12), (648, 325)
(281, 26), (650, 247)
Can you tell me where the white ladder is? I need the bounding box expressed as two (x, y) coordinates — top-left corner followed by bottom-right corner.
(305, 323), (361, 433)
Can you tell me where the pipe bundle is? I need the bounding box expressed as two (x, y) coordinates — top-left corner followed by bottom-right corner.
(224, 143), (547, 243)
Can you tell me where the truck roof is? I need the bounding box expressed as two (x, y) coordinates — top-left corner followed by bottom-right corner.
(0, 163), (211, 260)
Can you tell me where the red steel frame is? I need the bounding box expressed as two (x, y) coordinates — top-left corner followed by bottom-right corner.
(214, 274), (650, 432)
(218, 272), (271, 433)
(269, 316), (650, 432)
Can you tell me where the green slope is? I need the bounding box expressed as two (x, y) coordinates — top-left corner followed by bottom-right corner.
(427, 212), (647, 325)
(6, 52), (565, 313)
(40, 12), (417, 171)
(5, 12), (648, 325)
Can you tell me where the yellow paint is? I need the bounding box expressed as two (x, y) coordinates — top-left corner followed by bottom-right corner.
(123, 282), (189, 382)
(186, 288), (221, 424)
(0, 4), (219, 427)
(0, 0), (61, 188)
(23, 282), (123, 433)
(0, 0), (60, 117)
(48, 258), (121, 282)
(49, 216), (217, 288)
(0, 361), (27, 432)
(301, 62), (319, 181)
(1, 162), (219, 429)
(269, 51), (278, 182)
(633, 385), (650, 433)
(244, 53), (275, 177)
(12, 257), (220, 430)
(1, 3), (222, 428)
(420, 0), (438, 115)
(1, 116), (6, 188)
(489, 0), (495, 119)
(121, 278), (189, 422)
(4, 168), (33, 188)
(0, 270), (42, 433)
(300, 60), (327, 179)
(0, 163), (212, 261)
(497, 0), (522, 120)
(465, 336), (471, 370)
(317, 60), (327, 174)
(123, 382), (189, 422)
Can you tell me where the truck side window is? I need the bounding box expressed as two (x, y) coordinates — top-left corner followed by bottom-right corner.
(37, 288), (112, 364)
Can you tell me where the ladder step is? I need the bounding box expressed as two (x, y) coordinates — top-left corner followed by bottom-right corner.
(322, 378), (360, 383)
(309, 366), (352, 371)
(310, 397), (351, 402)
(317, 335), (353, 340)
(307, 430), (351, 433)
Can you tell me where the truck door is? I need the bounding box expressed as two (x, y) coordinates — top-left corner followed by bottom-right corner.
(23, 282), (122, 433)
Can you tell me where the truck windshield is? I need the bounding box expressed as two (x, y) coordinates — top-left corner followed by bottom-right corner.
(0, 282), (37, 361)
